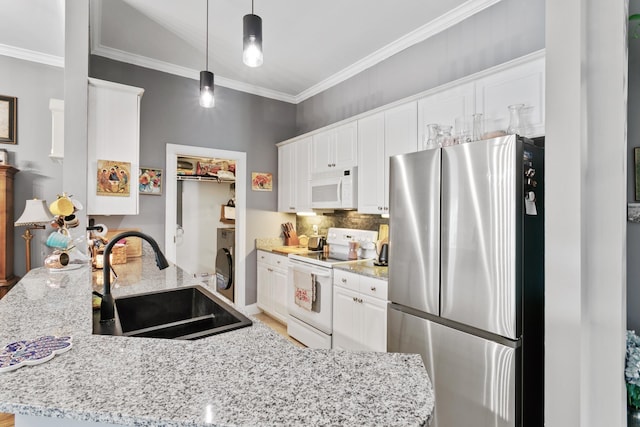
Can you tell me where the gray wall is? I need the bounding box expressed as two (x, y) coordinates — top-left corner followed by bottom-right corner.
(629, 1), (640, 331)
(296, 0), (545, 133)
(0, 55), (64, 277)
(89, 55), (297, 305)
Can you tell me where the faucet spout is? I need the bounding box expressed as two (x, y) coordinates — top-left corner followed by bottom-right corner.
(100, 231), (169, 322)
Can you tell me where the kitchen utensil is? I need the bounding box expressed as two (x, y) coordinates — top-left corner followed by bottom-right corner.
(348, 241), (359, 260)
(374, 243), (389, 266)
(307, 236), (325, 251)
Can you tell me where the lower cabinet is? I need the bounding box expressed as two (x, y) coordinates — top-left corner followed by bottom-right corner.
(257, 250), (288, 324)
(332, 270), (388, 352)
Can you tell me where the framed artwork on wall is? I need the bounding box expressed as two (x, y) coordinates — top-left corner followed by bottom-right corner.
(96, 160), (131, 197)
(0, 95), (17, 144)
(139, 167), (163, 195)
(636, 148), (640, 201)
(251, 172), (272, 191)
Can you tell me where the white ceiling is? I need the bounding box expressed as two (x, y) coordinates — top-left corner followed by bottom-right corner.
(0, 0), (501, 103)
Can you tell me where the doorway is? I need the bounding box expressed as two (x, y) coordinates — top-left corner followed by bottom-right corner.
(165, 144), (247, 308)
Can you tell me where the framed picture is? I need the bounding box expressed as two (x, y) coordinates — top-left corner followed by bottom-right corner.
(0, 95), (17, 144)
(252, 172), (272, 191)
(96, 160), (131, 197)
(139, 167), (163, 195)
(636, 148), (640, 201)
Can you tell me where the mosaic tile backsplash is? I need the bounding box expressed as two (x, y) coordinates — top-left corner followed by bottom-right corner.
(296, 211), (388, 237)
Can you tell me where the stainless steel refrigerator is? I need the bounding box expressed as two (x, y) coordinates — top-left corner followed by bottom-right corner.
(387, 134), (544, 427)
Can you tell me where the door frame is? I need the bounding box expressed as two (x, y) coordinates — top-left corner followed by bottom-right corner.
(165, 143), (247, 308)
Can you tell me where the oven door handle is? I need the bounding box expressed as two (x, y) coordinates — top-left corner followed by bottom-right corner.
(290, 263), (332, 278)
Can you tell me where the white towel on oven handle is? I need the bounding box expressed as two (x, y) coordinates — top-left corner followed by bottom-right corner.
(293, 269), (316, 311)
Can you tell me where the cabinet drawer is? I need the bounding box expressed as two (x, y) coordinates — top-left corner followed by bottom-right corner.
(257, 250), (289, 270)
(360, 277), (388, 301)
(334, 270), (360, 292)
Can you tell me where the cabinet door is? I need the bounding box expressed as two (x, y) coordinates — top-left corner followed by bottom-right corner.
(474, 56), (545, 137)
(332, 286), (359, 351)
(256, 261), (272, 313)
(311, 130), (333, 174)
(357, 112), (385, 214)
(333, 122), (358, 169)
(384, 102), (418, 209)
(87, 78), (144, 215)
(277, 143), (295, 212)
(272, 266), (289, 324)
(360, 295), (387, 352)
(417, 82), (475, 150)
(294, 137), (312, 212)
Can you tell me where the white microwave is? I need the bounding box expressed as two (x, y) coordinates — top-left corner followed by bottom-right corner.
(310, 167), (358, 209)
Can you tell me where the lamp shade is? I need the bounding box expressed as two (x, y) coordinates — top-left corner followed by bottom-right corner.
(15, 199), (52, 226)
(200, 70), (215, 108)
(243, 13), (263, 67)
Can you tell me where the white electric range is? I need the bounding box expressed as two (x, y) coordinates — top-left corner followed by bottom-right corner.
(287, 228), (378, 349)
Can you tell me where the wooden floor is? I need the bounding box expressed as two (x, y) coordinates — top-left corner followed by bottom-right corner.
(0, 413), (14, 427)
(0, 314), (301, 427)
(254, 312), (305, 348)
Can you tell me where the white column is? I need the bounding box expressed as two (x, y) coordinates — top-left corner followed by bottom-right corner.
(545, 0), (628, 425)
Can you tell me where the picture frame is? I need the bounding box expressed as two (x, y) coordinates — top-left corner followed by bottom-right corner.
(636, 148), (640, 201)
(96, 160), (132, 197)
(0, 95), (17, 144)
(251, 172), (273, 191)
(139, 167), (163, 195)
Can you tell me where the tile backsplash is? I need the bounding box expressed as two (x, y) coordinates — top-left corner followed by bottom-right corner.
(296, 211), (388, 237)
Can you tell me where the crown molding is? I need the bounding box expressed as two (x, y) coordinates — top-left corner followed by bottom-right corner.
(90, 0), (502, 104)
(0, 43), (64, 68)
(294, 0), (503, 103)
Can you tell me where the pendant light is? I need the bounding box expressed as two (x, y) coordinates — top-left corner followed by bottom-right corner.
(243, 0), (263, 67)
(200, 0), (215, 108)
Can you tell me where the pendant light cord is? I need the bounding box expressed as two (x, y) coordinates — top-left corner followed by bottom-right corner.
(206, 0), (209, 71)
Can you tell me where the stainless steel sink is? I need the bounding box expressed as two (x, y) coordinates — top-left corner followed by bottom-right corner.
(93, 285), (252, 340)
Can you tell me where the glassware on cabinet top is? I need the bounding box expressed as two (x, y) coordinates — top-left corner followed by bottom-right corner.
(454, 117), (471, 145)
(424, 124), (440, 149)
(506, 104), (525, 135)
(438, 125), (455, 147)
(472, 113), (484, 141)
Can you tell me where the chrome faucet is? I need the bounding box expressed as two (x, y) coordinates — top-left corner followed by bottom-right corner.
(100, 231), (170, 323)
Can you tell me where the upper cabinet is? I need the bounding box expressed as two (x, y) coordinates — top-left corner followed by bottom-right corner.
(278, 136), (311, 213)
(474, 55), (545, 138)
(87, 78), (144, 215)
(417, 82), (474, 151)
(311, 121), (358, 174)
(358, 101), (417, 214)
(417, 52), (545, 149)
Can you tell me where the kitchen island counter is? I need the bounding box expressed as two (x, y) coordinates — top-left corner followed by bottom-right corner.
(0, 258), (432, 426)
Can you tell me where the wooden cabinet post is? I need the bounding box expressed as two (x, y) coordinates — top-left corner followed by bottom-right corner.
(0, 165), (19, 298)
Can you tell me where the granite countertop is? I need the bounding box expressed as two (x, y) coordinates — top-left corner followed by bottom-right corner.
(334, 259), (389, 280)
(0, 256), (432, 426)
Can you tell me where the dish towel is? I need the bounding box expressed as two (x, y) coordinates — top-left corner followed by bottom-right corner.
(294, 270), (316, 311)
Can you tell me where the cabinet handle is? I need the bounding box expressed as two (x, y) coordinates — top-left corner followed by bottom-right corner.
(332, 163), (336, 167)
(276, 260), (281, 264)
(260, 256), (265, 259)
(327, 163), (331, 167)
(352, 297), (357, 302)
(289, 206), (295, 210)
(357, 298), (363, 304)
(370, 286), (376, 291)
(378, 206), (383, 211)
(268, 268), (273, 272)
(341, 278), (347, 283)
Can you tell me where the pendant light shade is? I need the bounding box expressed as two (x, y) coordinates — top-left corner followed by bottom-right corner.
(243, 1), (263, 67)
(200, 0), (215, 108)
(199, 70), (215, 108)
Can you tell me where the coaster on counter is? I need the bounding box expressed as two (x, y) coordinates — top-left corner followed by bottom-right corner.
(0, 336), (73, 373)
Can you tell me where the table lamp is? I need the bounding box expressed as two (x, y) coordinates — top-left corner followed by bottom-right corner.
(15, 199), (51, 272)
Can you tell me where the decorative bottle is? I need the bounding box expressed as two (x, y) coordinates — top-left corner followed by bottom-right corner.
(506, 104), (525, 135)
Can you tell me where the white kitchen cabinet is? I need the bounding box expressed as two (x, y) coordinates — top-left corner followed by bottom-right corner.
(358, 101), (417, 214)
(278, 137), (311, 213)
(417, 82), (475, 150)
(311, 121), (357, 174)
(474, 55), (545, 137)
(332, 270), (388, 352)
(87, 78), (144, 215)
(256, 250), (289, 324)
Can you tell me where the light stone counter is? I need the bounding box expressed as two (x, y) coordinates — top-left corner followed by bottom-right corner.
(333, 259), (389, 280)
(0, 257), (432, 426)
